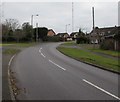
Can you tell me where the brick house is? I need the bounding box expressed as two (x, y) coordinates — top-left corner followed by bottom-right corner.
(47, 29), (56, 36)
(89, 26), (120, 50)
(57, 33), (69, 38)
(70, 32), (79, 40)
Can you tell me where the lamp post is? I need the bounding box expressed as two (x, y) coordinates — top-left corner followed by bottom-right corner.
(31, 14), (39, 42)
(36, 23), (38, 42)
(65, 24), (70, 33)
(31, 14), (39, 27)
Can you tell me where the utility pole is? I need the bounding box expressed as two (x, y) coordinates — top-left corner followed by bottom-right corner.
(92, 7), (95, 30)
(72, 2), (74, 32)
(65, 24), (70, 33)
(36, 23), (38, 42)
(92, 7), (95, 47)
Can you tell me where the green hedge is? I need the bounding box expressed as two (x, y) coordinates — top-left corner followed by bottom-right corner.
(43, 36), (64, 42)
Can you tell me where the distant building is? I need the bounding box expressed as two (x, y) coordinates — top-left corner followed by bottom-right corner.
(89, 26), (120, 50)
(89, 26), (120, 44)
(57, 33), (69, 38)
(70, 32), (79, 40)
(47, 29), (56, 36)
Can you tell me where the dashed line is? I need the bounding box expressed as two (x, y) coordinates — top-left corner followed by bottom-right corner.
(39, 47), (46, 58)
(41, 53), (46, 58)
(83, 79), (120, 100)
(49, 60), (66, 71)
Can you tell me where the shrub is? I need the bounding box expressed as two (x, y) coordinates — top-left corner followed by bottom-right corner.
(76, 36), (90, 44)
(100, 40), (114, 50)
(43, 36), (64, 42)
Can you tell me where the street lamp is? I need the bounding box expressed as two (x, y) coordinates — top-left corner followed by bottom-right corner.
(31, 14), (39, 27)
(65, 24), (70, 33)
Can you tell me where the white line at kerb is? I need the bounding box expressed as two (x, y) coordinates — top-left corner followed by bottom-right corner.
(8, 54), (16, 66)
(83, 79), (120, 100)
(49, 60), (66, 71)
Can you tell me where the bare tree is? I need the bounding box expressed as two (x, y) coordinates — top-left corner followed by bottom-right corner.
(4, 19), (20, 31)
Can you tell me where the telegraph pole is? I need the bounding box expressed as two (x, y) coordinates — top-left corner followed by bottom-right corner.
(72, 2), (74, 32)
(92, 7), (95, 30)
(92, 7), (95, 47)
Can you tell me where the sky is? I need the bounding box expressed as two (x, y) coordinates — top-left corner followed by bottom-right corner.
(1, 0), (119, 34)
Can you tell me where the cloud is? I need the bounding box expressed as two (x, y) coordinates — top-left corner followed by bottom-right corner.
(3, 2), (118, 34)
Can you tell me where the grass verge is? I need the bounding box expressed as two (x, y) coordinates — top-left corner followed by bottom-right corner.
(11, 43), (38, 47)
(0, 43), (16, 46)
(4, 49), (21, 54)
(85, 48), (120, 57)
(61, 42), (74, 46)
(57, 47), (120, 72)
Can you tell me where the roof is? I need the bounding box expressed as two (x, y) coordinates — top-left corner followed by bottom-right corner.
(90, 26), (120, 36)
(57, 33), (69, 35)
(48, 29), (56, 34)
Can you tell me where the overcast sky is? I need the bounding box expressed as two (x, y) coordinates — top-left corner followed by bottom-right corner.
(1, 1), (119, 34)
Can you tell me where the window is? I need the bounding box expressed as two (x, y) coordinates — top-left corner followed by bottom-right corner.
(108, 31), (111, 33)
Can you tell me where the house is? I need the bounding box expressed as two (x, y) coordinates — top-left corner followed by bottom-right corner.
(70, 32), (79, 40)
(57, 33), (69, 38)
(47, 29), (56, 36)
(89, 26), (120, 50)
(89, 26), (119, 44)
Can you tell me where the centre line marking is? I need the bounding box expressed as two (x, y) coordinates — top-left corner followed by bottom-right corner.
(49, 60), (66, 71)
(83, 79), (120, 100)
(41, 53), (46, 58)
(39, 47), (46, 58)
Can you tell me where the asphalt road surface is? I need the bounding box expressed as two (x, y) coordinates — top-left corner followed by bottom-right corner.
(11, 42), (120, 100)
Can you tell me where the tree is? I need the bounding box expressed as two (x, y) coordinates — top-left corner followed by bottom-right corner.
(2, 19), (20, 42)
(34, 27), (48, 41)
(4, 19), (20, 31)
(22, 22), (33, 41)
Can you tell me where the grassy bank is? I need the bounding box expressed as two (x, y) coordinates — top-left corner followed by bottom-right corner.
(57, 47), (120, 72)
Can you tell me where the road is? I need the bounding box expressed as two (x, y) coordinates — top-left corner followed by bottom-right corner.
(11, 42), (119, 100)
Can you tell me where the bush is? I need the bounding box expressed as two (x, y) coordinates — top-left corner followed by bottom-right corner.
(100, 40), (114, 50)
(76, 36), (90, 44)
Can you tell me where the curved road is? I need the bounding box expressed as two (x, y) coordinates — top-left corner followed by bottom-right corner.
(11, 43), (119, 100)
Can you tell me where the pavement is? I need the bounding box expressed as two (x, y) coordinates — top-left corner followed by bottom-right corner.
(10, 42), (120, 100)
(2, 45), (25, 101)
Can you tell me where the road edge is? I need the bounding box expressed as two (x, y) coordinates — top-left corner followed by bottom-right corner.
(8, 54), (17, 101)
(56, 48), (120, 75)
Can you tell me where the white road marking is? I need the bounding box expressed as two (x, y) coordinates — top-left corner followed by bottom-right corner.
(8, 54), (16, 100)
(83, 79), (120, 100)
(39, 47), (46, 58)
(8, 54), (16, 66)
(41, 53), (46, 58)
(49, 60), (66, 71)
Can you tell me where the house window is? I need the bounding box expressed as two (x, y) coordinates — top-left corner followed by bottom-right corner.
(108, 31), (111, 33)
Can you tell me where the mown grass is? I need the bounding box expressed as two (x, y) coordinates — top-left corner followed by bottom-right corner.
(86, 48), (120, 57)
(61, 42), (74, 46)
(61, 43), (120, 58)
(0, 43), (16, 46)
(4, 49), (21, 54)
(57, 47), (120, 72)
